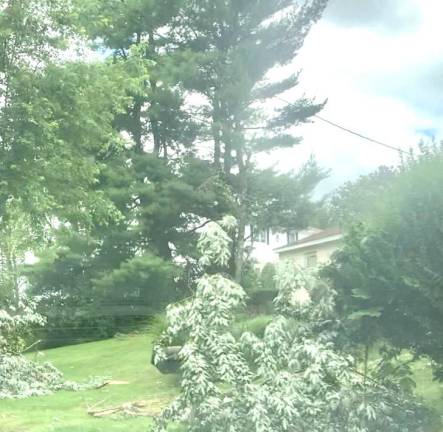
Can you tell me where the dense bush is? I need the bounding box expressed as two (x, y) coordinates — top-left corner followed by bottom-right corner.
(323, 143), (443, 380)
(243, 263), (277, 314)
(260, 263), (277, 291)
(25, 230), (179, 347)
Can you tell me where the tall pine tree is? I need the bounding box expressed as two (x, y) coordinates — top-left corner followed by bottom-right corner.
(178, 0), (328, 279)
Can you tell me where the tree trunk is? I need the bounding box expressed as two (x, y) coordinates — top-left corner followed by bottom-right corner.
(234, 132), (247, 283)
(0, 242), (19, 304)
(234, 215), (246, 283)
(212, 99), (221, 169)
(363, 342), (370, 405)
(224, 143), (232, 174)
(132, 97), (143, 153)
(149, 83), (162, 156)
(148, 30), (162, 157)
(130, 32), (144, 153)
(153, 236), (172, 260)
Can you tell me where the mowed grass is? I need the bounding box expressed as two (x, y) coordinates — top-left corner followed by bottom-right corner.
(0, 331), (442, 432)
(0, 334), (179, 432)
(413, 359), (443, 422)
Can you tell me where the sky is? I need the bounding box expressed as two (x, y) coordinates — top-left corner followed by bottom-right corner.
(266, 0), (443, 195)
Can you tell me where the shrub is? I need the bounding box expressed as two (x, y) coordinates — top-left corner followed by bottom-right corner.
(232, 315), (273, 338)
(260, 263), (277, 291)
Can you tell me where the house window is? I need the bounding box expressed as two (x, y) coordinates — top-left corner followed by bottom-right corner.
(287, 230), (298, 244)
(306, 252), (318, 267)
(253, 229), (267, 243)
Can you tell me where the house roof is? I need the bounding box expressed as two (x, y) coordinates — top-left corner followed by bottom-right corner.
(274, 227), (343, 254)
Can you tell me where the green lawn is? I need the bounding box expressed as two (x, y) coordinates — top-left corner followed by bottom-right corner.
(413, 359), (443, 420)
(0, 334), (178, 432)
(0, 332), (442, 431)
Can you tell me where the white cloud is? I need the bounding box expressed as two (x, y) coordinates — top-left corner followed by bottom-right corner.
(263, 0), (443, 195)
(324, 0), (420, 32)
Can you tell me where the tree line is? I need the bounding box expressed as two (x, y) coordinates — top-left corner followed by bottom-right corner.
(0, 0), (328, 345)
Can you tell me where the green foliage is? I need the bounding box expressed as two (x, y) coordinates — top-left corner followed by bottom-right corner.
(25, 230), (113, 346)
(74, 0), (197, 155)
(2, 0), (328, 353)
(1, 334), (441, 432)
(0, 294), (45, 355)
(0, 292), (100, 399)
(0, 334), (178, 431)
(0, 354), (101, 399)
(0, 36), (131, 318)
(232, 315), (273, 339)
(260, 263), (277, 292)
(326, 166), (396, 226)
(248, 158), (328, 232)
(323, 142), (443, 380)
(0, 4), (130, 223)
(242, 263), (277, 313)
(172, 0), (329, 279)
(26, 226), (178, 347)
(154, 220), (432, 432)
(94, 254), (178, 310)
(239, 260), (261, 294)
(146, 314), (169, 341)
(0, 201), (37, 304)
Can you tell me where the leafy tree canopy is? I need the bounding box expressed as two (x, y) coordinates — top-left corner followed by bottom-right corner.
(323, 141), (443, 380)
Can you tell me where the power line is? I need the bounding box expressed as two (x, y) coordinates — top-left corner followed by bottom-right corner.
(275, 96), (410, 155)
(313, 114), (409, 155)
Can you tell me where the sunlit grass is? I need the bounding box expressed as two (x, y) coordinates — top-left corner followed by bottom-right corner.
(0, 334), (178, 432)
(412, 358), (443, 424)
(0, 331), (441, 431)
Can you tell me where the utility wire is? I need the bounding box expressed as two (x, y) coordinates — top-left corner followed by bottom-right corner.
(313, 114), (409, 155)
(275, 96), (410, 155)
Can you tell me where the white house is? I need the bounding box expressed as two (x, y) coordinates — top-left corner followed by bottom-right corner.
(246, 226), (327, 267)
(274, 227), (343, 268)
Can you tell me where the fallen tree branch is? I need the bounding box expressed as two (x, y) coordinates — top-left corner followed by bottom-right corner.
(87, 399), (170, 418)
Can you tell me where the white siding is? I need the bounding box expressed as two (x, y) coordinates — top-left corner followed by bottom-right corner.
(278, 239), (342, 268)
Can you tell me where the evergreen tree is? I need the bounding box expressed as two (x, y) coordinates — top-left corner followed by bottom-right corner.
(75, 0), (192, 156)
(74, 0), (230, 261)
(177, 0), (328, 279)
